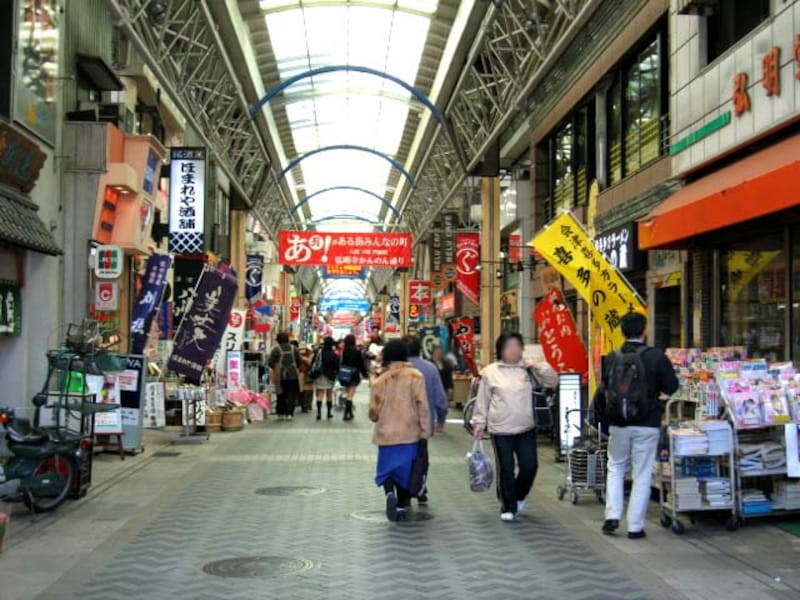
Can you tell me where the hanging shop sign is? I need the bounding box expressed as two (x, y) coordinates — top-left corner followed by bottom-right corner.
(0, 122), (47, 192)
(221, 309), (246, 354)
(500, 290), (518, 318)
(318, 297), (371, 313)
(437, 293), (455, 317)
(533, 288), (588, 381)
(226, 351), (243, 391)
(323, 265), (365, 279)
(95, 281), (119, 312)
(172, 257), (205, 324)
(330, 312), (358, 327)
(142, 150), (159, 196)
(277, 231), (413, 268)
(431, 227), (443, 273)
(116, 354), (146, 450)
(94, 245), (124, 279)
(456, 232), (480, 304)
(508, 233), (523, 263)
(167, 266), (238, 383)
(409, 280), (432, 306)
(408, 303), (421, 322)
(530, 211), (645, 348)
(130, 254), (172, 355)
(245, 254), (264, 303)
(92, 374), (123, 435)
(443, 264), (457, 283)
(290, 296), (302, 321)
(419, 326), (448, 359)
(143, 381), (166, 428)
(442, 213), (456, 264)
(169, 147), (206, 254)
(450, 317), (477, 375)
(0, 283), (21, 337)
(388, 294), (401, 322)
(594, 223), (644, 273)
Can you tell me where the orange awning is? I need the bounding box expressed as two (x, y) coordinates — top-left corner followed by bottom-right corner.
(638, 134), (800, 249)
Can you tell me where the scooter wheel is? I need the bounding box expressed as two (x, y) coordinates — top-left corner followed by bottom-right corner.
(22, 454), (76, 513)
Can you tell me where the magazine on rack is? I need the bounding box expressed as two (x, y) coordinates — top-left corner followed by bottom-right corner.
(726, 386), (763, 429)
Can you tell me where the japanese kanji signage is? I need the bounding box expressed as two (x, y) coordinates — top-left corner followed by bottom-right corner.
(245, 254), (264, 303)
(168, 266), (238, 383)
(169, 147), (206, 254)
(456, 232), (480, 304)
(322, 265), (365, 279)
(409, 280), (432, 306)
(319, 297), (371, 313)
(130, 254), (172, 354)
(533, 288), (588, 381)
(221, 309), (246, 354)
(450, 317), (476, 375)
(530, 211), (646, 348)
(0, 283), (21, 337)
(732, 72), (750, 116)
(290, 296), (302, 321)
(437, 293), (455, 317)
(278, 231), (413, 268)
(172, 257), (205, 324)
(0, 122), (46, 192)
(594, 223), (643, 273)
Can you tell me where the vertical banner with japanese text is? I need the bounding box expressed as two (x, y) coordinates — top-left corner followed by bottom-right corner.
(430, 225), (443, 273)
(172, 258), (205, 325)
(455, 232), (480, 304)
(168, 147), (206, 254)
(450, 317), (477, 375)
(167, 267), (238, 383)
(533, 289), (588, 382)
(130, 254), (172, 354)
(0, 283), (21, 337)
(530, 211), (645, 349)
(419, 326), (448, 360)
(245, 254), (264, 302)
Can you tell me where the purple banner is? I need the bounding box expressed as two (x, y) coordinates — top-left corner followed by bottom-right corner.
(167, 267), (238, 383)
(172, 257), (205, 324)
(130, 254), (172, 354)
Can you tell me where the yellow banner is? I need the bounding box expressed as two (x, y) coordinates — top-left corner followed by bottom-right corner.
(726, 250), (779, 300)
(531, 211), (646, 350)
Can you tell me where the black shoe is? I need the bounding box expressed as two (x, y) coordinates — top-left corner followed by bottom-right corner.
(386, 492), (399, 522)
(417, 493), (429, 505)
(316, 414), (321, 421)
(602, 519), (620, 535)
(627, 530), (646, 540)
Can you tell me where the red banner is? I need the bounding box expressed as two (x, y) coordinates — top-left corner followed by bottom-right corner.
(408, 280), (432, 306)
(456, 233), (480, 304)
(437, 293), (455, 317)
(290, 296), (301, 322)
(450, 317), (477, 375)
(278, 231), (413, 268)
(533, 288), (588, 383)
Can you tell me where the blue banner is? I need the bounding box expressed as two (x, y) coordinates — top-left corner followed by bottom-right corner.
(318, 297), (371, 313)
(130, 254), (172, 354)
(168, 266), (238, 383)
(389, 294), (400, 322)
(419, 326), (448, 360)
(245, 254), (263, 302)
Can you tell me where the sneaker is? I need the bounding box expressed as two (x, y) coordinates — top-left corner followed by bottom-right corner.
(517, 500), (528, 513)
(627, 530), (647, 540)
(287, 415), (293, 421)
(500, 512), (516, 522)
(602, 519), (620, 535)
(386, 492), (399, 522)
(396, 507), (408, 521)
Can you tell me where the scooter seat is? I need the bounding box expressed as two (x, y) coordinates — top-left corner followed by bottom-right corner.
(6, 418), (49, 444)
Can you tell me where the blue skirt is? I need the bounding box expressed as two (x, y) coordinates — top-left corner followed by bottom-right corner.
(375, 442), (419, 490)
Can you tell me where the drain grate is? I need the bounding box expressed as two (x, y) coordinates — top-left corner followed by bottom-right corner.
(202, 556), (313, 578)
(350, 510), (434, 523)
(254, 486), (326, 497)
(152, 451), (182, 457)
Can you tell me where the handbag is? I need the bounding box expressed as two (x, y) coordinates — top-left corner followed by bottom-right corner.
(337, 365), (358, 386)
(309, 350), (323, 380)
(409, 439), (429, 497)
(467, 440), (494, 492)
(527, 368), (555, 431)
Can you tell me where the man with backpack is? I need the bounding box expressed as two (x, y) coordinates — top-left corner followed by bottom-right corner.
(598, 312), (678, 539)
(268, 332), (302, 421)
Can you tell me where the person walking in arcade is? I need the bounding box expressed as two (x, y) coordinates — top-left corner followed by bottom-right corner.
(312, 336), (340, 421)
(339, 334), (369, 421)
(268, 332), (302, 421)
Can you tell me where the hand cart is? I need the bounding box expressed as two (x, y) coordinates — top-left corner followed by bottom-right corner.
(658, 397), (738, 534)
(556, 408), (607, 505)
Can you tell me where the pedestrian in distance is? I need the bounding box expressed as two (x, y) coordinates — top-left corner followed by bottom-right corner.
(312, 336), (340, 421)
(369, 340), (431, 522)
(431, 345), (454, 406)
(268, 332), (302, 421)
(471, 332), (558, 522)
(404, 335), (447, 504)
(596, 311), (679, 539)
(339, 334), (369, 421)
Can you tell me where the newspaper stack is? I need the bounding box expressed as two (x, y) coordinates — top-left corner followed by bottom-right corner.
(700, 478), (732, 507)
(672, 426), (709, 456)
(738, 442), (786, 473)
(772, 482), (800, 510)
(699, 420), (732, 455)
(741, 489), (772, 516)
(674, 478), (703, 510)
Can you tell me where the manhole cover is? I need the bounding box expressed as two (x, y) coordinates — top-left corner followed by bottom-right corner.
(254, 486), (326, 497)
(152, 451), (182, 457)
(350, 510), (434, 523)
(202, 556), (313, 578)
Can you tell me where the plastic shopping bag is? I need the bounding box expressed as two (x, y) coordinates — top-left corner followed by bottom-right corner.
(466, 440), (494, 492)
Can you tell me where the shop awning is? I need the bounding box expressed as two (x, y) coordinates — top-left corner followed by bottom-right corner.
(0, 193), (62, 256)
(638, 135), (800, 249)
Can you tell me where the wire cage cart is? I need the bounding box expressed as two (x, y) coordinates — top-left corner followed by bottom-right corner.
(658, 396), (738, 534)
(556, 409), (607, 505)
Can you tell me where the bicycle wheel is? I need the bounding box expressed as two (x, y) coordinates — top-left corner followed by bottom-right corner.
(22, 454), (76, 513)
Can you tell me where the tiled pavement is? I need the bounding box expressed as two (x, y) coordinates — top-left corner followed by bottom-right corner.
(1, 389), (799, 600)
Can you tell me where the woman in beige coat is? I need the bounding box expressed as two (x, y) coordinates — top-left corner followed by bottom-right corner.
(369, 339), (431, 522)
(472, 332), (558, 522)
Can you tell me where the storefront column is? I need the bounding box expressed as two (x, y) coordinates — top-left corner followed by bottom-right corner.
(399, 271), (409, 335)
(480, 177), (501, 364)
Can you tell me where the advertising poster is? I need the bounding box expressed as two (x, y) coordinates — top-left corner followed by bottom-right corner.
(0, 283), (21, 337)
(534, 288), (589, 382)
(143, 382), (166, 428)
(456, 233), (480, 304)
(278, 231), (413, 268)
(450, 317), (477, 375)
(227, 351), (243, 391)
(130, 254), (172, 354)
(93, 375), (123, 435)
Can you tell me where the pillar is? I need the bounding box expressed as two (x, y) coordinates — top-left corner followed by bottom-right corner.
(399, 271), (409, 335)
(480, 177), (501, 366)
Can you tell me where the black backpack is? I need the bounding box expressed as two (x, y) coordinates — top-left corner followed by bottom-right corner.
(605, 346), (651, 425)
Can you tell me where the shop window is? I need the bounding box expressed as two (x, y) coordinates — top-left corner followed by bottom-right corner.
(0, 0), (13, 117)
(706, 0), (770, 65)
(551, 121), (574, 214)
(721, 234), (786, 361)
(547, 104), (595, 219)
(625, 39), (662, 175)
(608, 79), (623, 186)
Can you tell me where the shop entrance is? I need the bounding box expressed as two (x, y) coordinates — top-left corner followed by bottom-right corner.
(653, 285), (681, 350)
